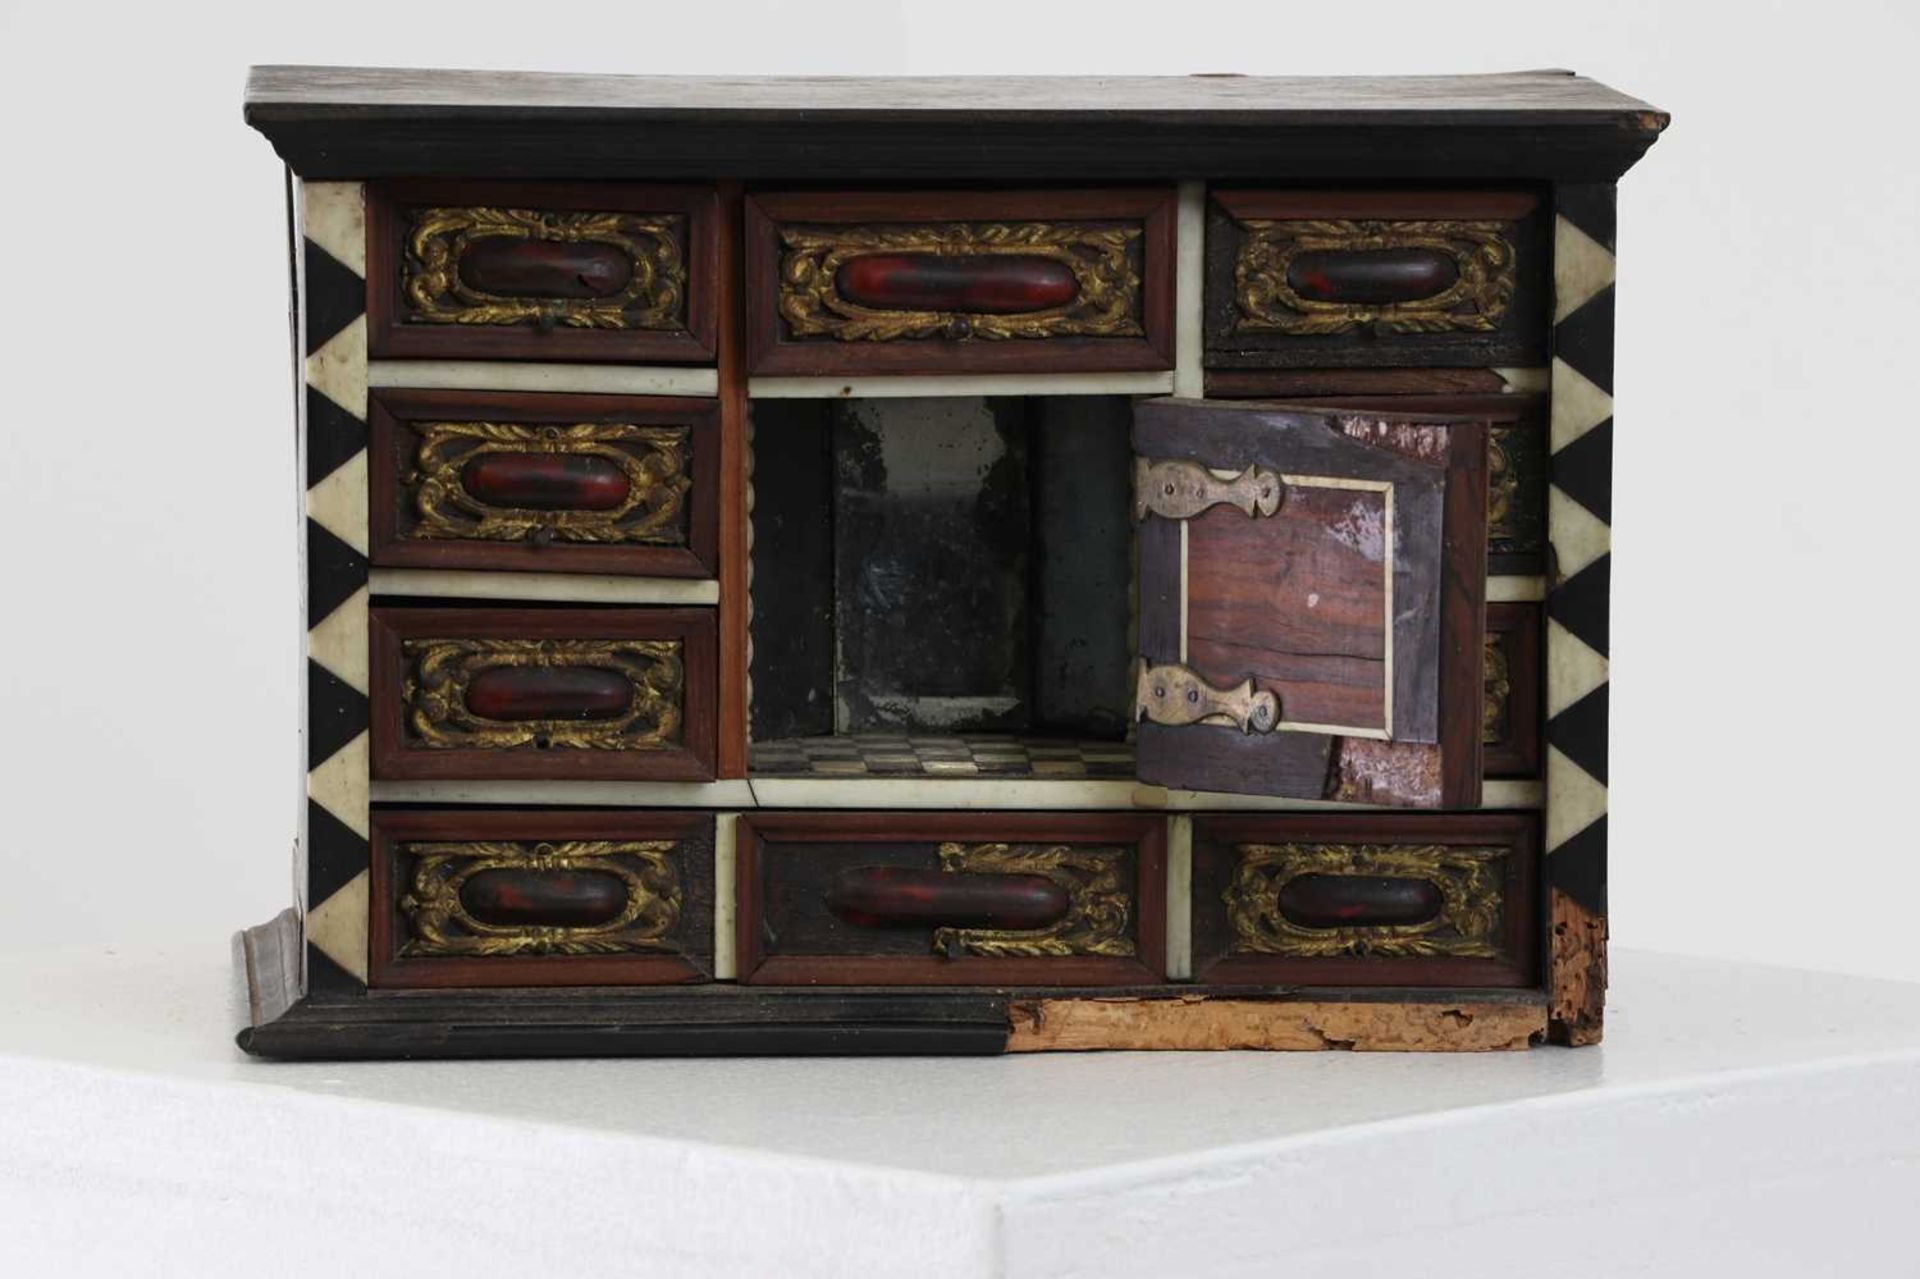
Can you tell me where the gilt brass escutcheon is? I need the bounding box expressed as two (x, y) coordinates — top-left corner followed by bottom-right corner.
(1134, 457), (1284, 522)
(1135, 661), (1280, 733)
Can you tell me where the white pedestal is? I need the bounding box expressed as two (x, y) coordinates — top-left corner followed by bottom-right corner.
(3, 946), (1918, 1278)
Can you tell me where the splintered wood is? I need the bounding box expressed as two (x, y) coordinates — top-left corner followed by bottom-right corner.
(1006, 994), (1545, 1052)
(1550, 890), (1608, 1046)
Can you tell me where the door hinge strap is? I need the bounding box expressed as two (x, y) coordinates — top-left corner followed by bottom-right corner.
(1134, 457), (1285, 522)
(1135, 661), (1280, 733)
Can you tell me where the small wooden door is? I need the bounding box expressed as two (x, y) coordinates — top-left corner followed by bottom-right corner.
(1133, 398), (1488, 807)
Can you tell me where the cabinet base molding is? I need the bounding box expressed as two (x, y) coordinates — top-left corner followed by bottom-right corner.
(237, 911), (1546, 1058)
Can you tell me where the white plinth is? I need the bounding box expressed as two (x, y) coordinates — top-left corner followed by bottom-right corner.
(2, 947), (1918, 1278)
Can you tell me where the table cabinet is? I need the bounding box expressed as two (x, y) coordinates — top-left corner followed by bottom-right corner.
(236, 66), (1665, 1057)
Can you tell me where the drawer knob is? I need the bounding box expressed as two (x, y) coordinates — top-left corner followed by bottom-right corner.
(1277, 873), (1444, 929)
(834, 254), (1079, 315)
(463, 666), (634, 722)
(826, 866), (1071, 930)
(457, 237), (636, 300)
(1285, 248), (1459, 305)
(458, 867), (630, 928)
(461, 452), (634, 512)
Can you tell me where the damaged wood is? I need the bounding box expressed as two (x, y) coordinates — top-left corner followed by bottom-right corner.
(1549, 888), (1608, 1046)
(1005, 993), (1545, 1052)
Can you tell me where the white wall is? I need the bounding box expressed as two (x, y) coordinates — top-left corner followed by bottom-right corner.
(2, 0), (1915, 981)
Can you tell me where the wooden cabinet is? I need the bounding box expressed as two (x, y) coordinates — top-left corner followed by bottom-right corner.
(1190, 812), (1539, 987)
(368, 389), (719, 577)
(737, 813), (1164, 986)
(744, 189), (1175, 375)
(241, 67), (1665, 1058)
(366, 181), (718, 363)
(369, 809), (715, 988)
(1205, 191), (1548, 370)
(369, 606), (717, 781)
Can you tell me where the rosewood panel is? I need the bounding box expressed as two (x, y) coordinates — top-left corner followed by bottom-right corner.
(744, 189), (1176, 376)
(1484, 601), (1544, 778)
(1191, 812), (1538, 987)
(369, 606), (717, 781)
(369, 808), (715, 988)
(365, 180), (717, 363)
(737, 812), (1165, 986)
(1132, 397), (1487, 807)
(368, 389), (719, 577)
(1205, 190), (1548, 370)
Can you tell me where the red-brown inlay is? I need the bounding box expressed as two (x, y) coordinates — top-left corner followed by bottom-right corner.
(825, 866), (1070, 930)
(463, 667), (633, 722)
(457, 237), (634, 299)
(461, 452), (632, 511)
(834, 254), (1078, 314)
(1277, 873), (1444, 929)
(457, 867), (630, 927)
(1285, 249), (1458, 305)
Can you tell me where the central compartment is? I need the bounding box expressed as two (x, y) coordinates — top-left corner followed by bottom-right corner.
(750, 395), (1136, 776)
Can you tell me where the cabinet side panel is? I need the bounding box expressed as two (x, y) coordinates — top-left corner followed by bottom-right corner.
(298, 179), (372, 994)
(1546, 183), (1614, 1044)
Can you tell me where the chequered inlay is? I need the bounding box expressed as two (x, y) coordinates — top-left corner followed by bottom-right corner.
(300, 182), (370, 993)
(750, 735), (1136, 779)
(1546, 186), (1614, 922)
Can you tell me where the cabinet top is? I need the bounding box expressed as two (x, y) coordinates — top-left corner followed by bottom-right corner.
(244, 66), (1668, 183)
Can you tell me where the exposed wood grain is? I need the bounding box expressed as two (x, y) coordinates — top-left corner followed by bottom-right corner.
(1006, 994), (1545, 1051)
(1549, 888), (1607, 1045)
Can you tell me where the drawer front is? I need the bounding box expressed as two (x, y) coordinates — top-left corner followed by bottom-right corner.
(369, 809), (714, 988)
(1205, 190), (1547, 369)
(368, 389), (719, 577)
(1484, 603), (1543, 779)
(369, 606), (716, 781)
(737, 812), (1165, 985)
(1191, 813), (1537, 987)
(366, 181), (717, 363)
(745, 189), (1176, 376)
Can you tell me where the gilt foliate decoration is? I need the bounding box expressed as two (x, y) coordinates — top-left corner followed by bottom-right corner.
(778, 221), (1144, 342)
(402, 638), (683, 751)
(1225, 843), (1504, 958)
(410, 421), (691, 545)
(932, 843), (1134, 958)
(402, 206), (687, 330)
(400, 840), (682, 958)
(1233, 219), (1516, 336)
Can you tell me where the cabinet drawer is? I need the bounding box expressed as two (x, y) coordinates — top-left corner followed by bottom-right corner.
(1191, 813), (1537, 987)
(1484, 603), (1543, 779)
(737, 812), (1165, 985)
(369, 809), (715, 988)
(1205, 190), (1547, 369)
(369, 606), (716, 781)
(745, 189), (1175, 376)
(368, 389), (719, 577)
(366, 181), (717, 363)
